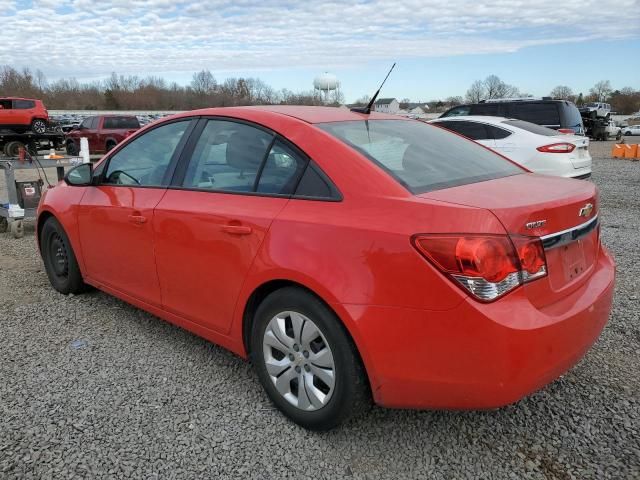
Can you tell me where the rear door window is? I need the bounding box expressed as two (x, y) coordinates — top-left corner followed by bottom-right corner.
(13, 100), (35, 109)
(182, 120), (274, 192)
(0, 99), (12, 109)
(319, 120), (523, 193)
(485, 124), (512, 139)
(103, 117), (140, 129)
(256, 140), (307, 195)
(469, 104), (501, 116)
(508, 103), (560, 126)
(433, 121), (491, 140)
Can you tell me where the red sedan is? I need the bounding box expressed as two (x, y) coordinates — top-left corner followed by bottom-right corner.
(37, 106), (615, 430)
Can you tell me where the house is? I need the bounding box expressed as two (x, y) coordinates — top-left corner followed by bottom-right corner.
(373, 98), (399, 114)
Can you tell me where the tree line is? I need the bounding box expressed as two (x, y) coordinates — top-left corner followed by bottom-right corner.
(0, 66), (343, 110)
(1, 65), (638, 115)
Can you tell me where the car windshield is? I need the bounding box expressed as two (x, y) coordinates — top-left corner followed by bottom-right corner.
(318, 120), (523, 193)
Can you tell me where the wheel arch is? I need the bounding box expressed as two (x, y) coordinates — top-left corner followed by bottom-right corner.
(240, 278), (376, 393)
(36, 209), (56, 250)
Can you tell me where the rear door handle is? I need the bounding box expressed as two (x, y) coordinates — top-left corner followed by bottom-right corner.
(221, 224), (252, 235)
(128, 214), (147, 225)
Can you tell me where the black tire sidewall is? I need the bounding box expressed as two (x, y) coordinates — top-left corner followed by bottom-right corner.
(32, 119), (46, 134)
(250, 287), (367, 430)
(40, 217), (84, 294)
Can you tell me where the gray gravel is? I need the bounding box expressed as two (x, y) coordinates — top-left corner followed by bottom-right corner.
(0, 140), (639, 479)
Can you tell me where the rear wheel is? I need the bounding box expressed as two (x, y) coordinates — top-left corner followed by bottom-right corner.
(105, 140), (117, 152)
(40, 217), (89, 294)
(250, 287), (370, 430)
(31, 119), (47, 134)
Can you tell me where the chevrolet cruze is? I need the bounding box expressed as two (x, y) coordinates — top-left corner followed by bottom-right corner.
(37, 106), (615, 430)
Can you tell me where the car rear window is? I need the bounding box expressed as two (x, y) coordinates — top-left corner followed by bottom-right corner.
(508, 103), (560, 126)
(103, 116), (140, 129)
(501, 120), (559, 136)
(318, 120), (523, 193)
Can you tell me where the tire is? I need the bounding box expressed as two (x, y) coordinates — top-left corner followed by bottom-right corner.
(66, 141), (78, 156)
(40, 216), (88, 294)
(105, 141), (116, 152)
(625, 131), (631, 136)
(0, 217), (8, 233)
(4, 141), (23, 157)
(250, 287), (370, 430)
(31, 119), (47, 134)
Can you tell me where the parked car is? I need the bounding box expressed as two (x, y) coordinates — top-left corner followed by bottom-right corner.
(621, 125), (640, 136)
(579, 102), (611, 120)
(0, 97), (49, 134)
(65, 115), (140, 155)
(606, 120), (621, 139)
(441, 99), (584, 135)
(38, 106), (615, 430)
(430, 116), (592, 179)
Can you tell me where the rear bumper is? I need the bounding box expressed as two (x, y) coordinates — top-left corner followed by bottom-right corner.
(345, 245), (615, 410)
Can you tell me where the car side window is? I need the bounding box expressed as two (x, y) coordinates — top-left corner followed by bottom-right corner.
(438, 121), (490, 140)
(485, 125), (512, 140)
(183, 120), (274, 192)
(0, 99), (12, 109)
(256, 140), (307, 194)
(14, 100), (35, 109)
(294, 163), (340, 199)
(89, 117), (99, 129)
(80, 117), (92, 129)
(104, 120), (189, 187)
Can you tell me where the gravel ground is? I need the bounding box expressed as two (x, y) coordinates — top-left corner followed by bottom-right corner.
(0, 140), (639, 479)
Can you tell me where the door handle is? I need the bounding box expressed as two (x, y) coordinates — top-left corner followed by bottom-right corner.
(128, 214), (147, 225)
(221, 224), (252, 235)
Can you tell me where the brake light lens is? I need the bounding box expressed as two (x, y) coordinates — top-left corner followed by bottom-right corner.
(413, 235), (547, 301)
(557, 128), (574, 134)
(537, 143), (576, 153)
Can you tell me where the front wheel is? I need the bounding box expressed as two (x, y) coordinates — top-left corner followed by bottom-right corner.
(250, 287), (370, 430)
(31, 119), (47, 134)
(40, 217), (89, 294)
(66, 141), (78, 155)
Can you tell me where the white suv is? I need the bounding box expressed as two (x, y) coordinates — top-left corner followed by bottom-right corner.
(581, 102), (611, 119)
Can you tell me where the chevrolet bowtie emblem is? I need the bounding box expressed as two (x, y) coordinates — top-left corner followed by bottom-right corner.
(579, 203), (594, 217)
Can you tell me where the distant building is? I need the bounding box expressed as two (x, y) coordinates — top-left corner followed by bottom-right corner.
(374, 98), (399, 114)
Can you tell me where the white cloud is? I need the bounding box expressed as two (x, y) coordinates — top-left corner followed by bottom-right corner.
(1, 0), (638, 77)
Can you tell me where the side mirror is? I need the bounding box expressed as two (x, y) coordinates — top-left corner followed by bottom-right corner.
(64, 163), (93, 186)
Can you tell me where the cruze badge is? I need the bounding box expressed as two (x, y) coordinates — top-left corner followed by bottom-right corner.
(579, 203), (594, 217)
(526, 220), (547, 229)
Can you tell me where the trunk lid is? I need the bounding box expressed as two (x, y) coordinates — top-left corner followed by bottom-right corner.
(551, 134), (590, 170)
(421, 173), (600, 306)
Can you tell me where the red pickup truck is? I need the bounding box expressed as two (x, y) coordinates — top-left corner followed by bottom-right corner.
(65, 115), (140, 155)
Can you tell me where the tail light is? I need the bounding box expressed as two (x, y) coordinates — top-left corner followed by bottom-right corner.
(557, 128), (574, 134)
(413, 234), (547, 301)
(537, 143), (576, 153)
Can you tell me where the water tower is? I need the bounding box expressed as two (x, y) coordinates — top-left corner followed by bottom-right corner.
(313, 72), (340, 103)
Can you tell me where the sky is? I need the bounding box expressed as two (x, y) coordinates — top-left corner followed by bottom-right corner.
(1, 0), (639, 102)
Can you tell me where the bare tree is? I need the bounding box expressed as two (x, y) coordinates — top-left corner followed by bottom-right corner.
(550, 85), (574, 100)
(190, 69), (217, 96)
(465, 80), (485, 103)
(589, 80), (612, 102)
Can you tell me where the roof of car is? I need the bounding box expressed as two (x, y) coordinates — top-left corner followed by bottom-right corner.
(0, 97), (38, 101)
(187, 105), (403, 124)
